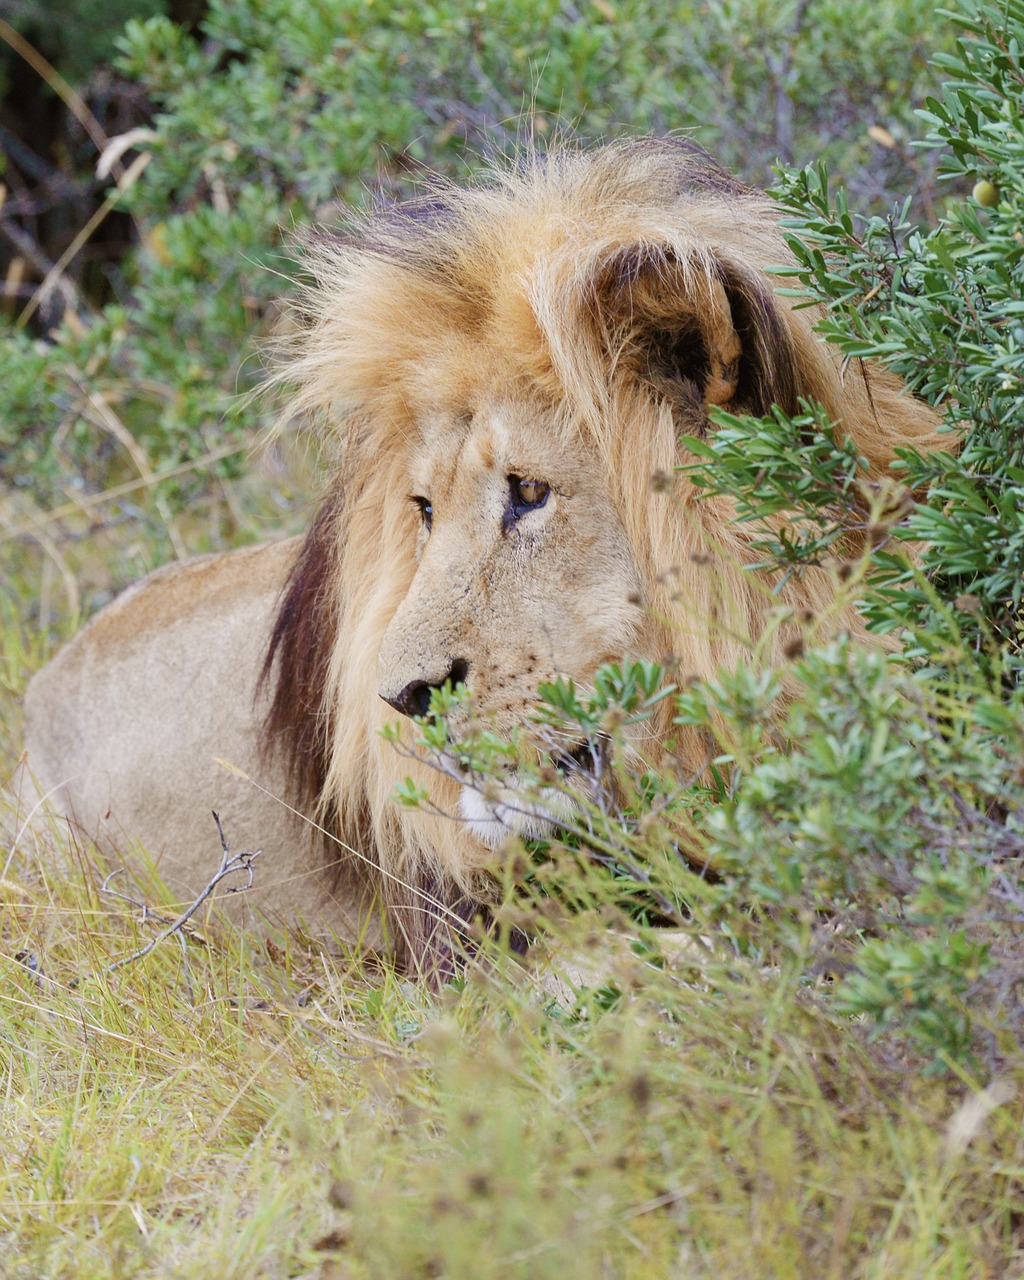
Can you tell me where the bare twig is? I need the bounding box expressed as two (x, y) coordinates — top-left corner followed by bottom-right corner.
(0, 213), (80, 313)
(103, 812), (261, 975)
(764, 0), (810, 165)
(18, 152), (151, 328)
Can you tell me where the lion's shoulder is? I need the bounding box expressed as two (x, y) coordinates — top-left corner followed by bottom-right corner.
(73, 537), (302, 649)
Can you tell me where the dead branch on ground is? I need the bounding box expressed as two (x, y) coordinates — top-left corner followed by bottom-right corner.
(102, 812), (261, 989)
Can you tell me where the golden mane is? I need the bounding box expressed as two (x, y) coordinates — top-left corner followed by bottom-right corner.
(263, 139), (946, 974)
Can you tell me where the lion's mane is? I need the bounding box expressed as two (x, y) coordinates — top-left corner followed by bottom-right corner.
(262, 140), (946, 975)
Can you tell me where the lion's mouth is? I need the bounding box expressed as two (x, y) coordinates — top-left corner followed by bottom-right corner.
(550, 735), (607, 779)
(455, 733), (610, 847)
(445, 727), (608, 783)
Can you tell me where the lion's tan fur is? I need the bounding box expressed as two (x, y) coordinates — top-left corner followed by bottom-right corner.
(24, 140), (947, 976)
(20, 540), (384, 945)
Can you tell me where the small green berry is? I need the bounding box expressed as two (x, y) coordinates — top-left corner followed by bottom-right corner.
(972, 179), (999, 207)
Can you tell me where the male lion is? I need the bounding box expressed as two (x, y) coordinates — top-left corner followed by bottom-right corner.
(22, 140), (945, 978)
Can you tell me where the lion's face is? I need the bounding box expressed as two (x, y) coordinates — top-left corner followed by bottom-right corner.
(376, 390), (645, 843)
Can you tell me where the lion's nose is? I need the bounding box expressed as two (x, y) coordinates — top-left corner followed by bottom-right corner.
(381, 658), (470, 719)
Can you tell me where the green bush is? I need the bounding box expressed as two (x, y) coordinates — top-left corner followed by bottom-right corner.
(768, 1), (1024, 656)
(741, 0), (1024, 1065)
(597, 0), (1024, 1071)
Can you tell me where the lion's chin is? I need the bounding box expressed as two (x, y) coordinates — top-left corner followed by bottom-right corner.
(458, 777), (578, 848)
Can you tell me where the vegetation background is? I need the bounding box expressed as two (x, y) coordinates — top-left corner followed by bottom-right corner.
(2, 0), (1024, 1275)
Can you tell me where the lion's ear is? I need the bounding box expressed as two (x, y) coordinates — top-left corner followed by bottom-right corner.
(593, 244), (800, 420)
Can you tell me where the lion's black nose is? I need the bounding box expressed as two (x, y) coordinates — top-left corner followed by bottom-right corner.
(382, 658), (470, 719)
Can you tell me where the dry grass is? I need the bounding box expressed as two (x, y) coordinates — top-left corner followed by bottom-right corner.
(2, 469), (1023, 1279)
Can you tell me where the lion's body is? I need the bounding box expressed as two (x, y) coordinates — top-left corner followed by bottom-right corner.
(22, 539), (382, 947)
(23, 140), (947, 975)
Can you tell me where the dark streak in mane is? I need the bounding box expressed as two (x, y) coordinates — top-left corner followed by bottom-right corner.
(258, 488), (344, 812)
(309, 138), (752, 292)
(257, 487), (500, 983)
(624, 135), (753, 198)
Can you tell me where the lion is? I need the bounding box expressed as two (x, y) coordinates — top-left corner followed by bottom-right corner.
(21, 139), (946, 980)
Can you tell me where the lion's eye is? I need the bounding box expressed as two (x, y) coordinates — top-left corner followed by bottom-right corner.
(507, 476), (550, 524)
(412, 496), (433, 531)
